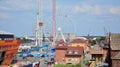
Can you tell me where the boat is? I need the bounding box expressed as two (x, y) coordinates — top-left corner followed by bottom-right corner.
(0, 31), (21, 65)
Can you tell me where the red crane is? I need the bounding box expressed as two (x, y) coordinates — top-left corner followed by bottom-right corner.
(52, 0), (56, 46)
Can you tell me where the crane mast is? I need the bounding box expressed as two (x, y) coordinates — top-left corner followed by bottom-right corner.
(52, 0), (56, 46)
(35, 0), (43, 47)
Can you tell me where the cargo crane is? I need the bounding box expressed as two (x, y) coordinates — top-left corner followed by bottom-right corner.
(35, 0), (43, 47)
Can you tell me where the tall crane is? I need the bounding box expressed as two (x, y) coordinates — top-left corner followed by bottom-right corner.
(52, 0), (56, 46)
(35, 0), (43, 47)
(35, 0), (56, 46)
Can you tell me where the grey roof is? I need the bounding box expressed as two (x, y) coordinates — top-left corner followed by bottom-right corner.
(110, 33), (120, 50)
(112, 52), (120, 60)
(91, 45), (102, 50)
(0, 31), (13, 35)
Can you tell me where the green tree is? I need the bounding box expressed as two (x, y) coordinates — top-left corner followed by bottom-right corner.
(91, 40), (96, 45)
(96, 36), (106, 43)
(53, 63), (81, 67)
(21, 37), (31, 43)
(75, 63), (81, 67)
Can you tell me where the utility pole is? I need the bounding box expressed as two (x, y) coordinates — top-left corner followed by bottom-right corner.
(108, 32), (112, 67)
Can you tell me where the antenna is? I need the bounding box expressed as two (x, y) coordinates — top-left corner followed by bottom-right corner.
(39, 0), (43, 22)
(103, 27), (108, 36)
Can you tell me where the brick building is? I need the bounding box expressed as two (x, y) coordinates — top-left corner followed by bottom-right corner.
(110, 33), (120, 67)
(55, 45), (84, 64)
(65, 46), (83, 64)
(90, 50), (104, 62)
(55, 45), (67, 64)
(70, 38), (90, 52)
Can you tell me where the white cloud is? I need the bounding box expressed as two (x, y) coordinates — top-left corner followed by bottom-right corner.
(91, 5), (102, 15)
(110, 7), (120, 14)
(0, 13), (9, 19)
(0, 0), (53, 11)
(0, 0), (35, 11)
(74, 5), (92, 13)
(73, 4), (103, 15)
(0, 6), (10, 10)
(73, 4), (120, 15)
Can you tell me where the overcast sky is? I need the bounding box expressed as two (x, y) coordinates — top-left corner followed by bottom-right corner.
(0, 0), (120, 36)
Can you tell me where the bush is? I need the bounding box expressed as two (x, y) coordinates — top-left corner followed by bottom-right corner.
(53, 63), (81, 67)
(75, 63), (81, 67)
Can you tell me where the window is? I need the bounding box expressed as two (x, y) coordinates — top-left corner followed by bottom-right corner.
(68, 58), (71, 61)
(72, 58), (74, 61)
(62, 58), (65, 61)
(0, 52), (2, 58)
(59, 44), (63, 46)
(76, 58), (78, 61)
(74, 50), (78, 54)
(68, 50), (72, 54)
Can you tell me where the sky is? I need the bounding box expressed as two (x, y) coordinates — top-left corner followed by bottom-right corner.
(0, 0), (120, 37)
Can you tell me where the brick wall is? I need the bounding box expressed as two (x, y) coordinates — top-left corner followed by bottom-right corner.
(112, 60), (120, 67)
(55, 49), (66, 64)
(111, 50), (119, 57)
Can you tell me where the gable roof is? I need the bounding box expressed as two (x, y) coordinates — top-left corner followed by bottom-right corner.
(55, 45), (68, 50)
(65, 46), (84, 56)
(70, 38), (87, 43)
(112, 52), (120, 60)
(110, 33), (120, 50)
(90, 50), (104, 54)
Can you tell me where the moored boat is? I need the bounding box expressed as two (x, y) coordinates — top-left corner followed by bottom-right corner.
(0, 31), (21, 65)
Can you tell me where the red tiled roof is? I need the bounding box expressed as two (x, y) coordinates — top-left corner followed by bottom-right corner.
(70, 38), (87, 43)
(55, 45), (68, 50)
(90, 50), (104, 54)
(65, 46), (84, 56)
(59, 39), (65, 44)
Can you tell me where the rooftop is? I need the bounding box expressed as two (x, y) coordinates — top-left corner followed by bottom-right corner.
(90, 50), (104, 54)
(0, 31), (13, 35)
(70, 38), (87, 43)
(112, 52), (120, 60)
(55, 45), (68, 50)
(110, 33), (120, 50)
(65, 46), (84, 56)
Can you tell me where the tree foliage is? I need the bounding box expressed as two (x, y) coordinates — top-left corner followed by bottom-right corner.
(53, 63), (82, 67)
(91, 36), (106, 45)
(96, 36), (106, 42)
(21, 37), (31, 43)
(91, 40), (96, 45)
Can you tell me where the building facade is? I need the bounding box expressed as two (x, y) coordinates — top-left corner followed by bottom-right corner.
(109, 33), (120, 67)
(55, 45), (67, 64)
(70, 38), (90, 52)
(0, 33), (21, 65)
(65, 46), (83, 64)
(55, 45), (84, 64)
(90, 50), (104, 62)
